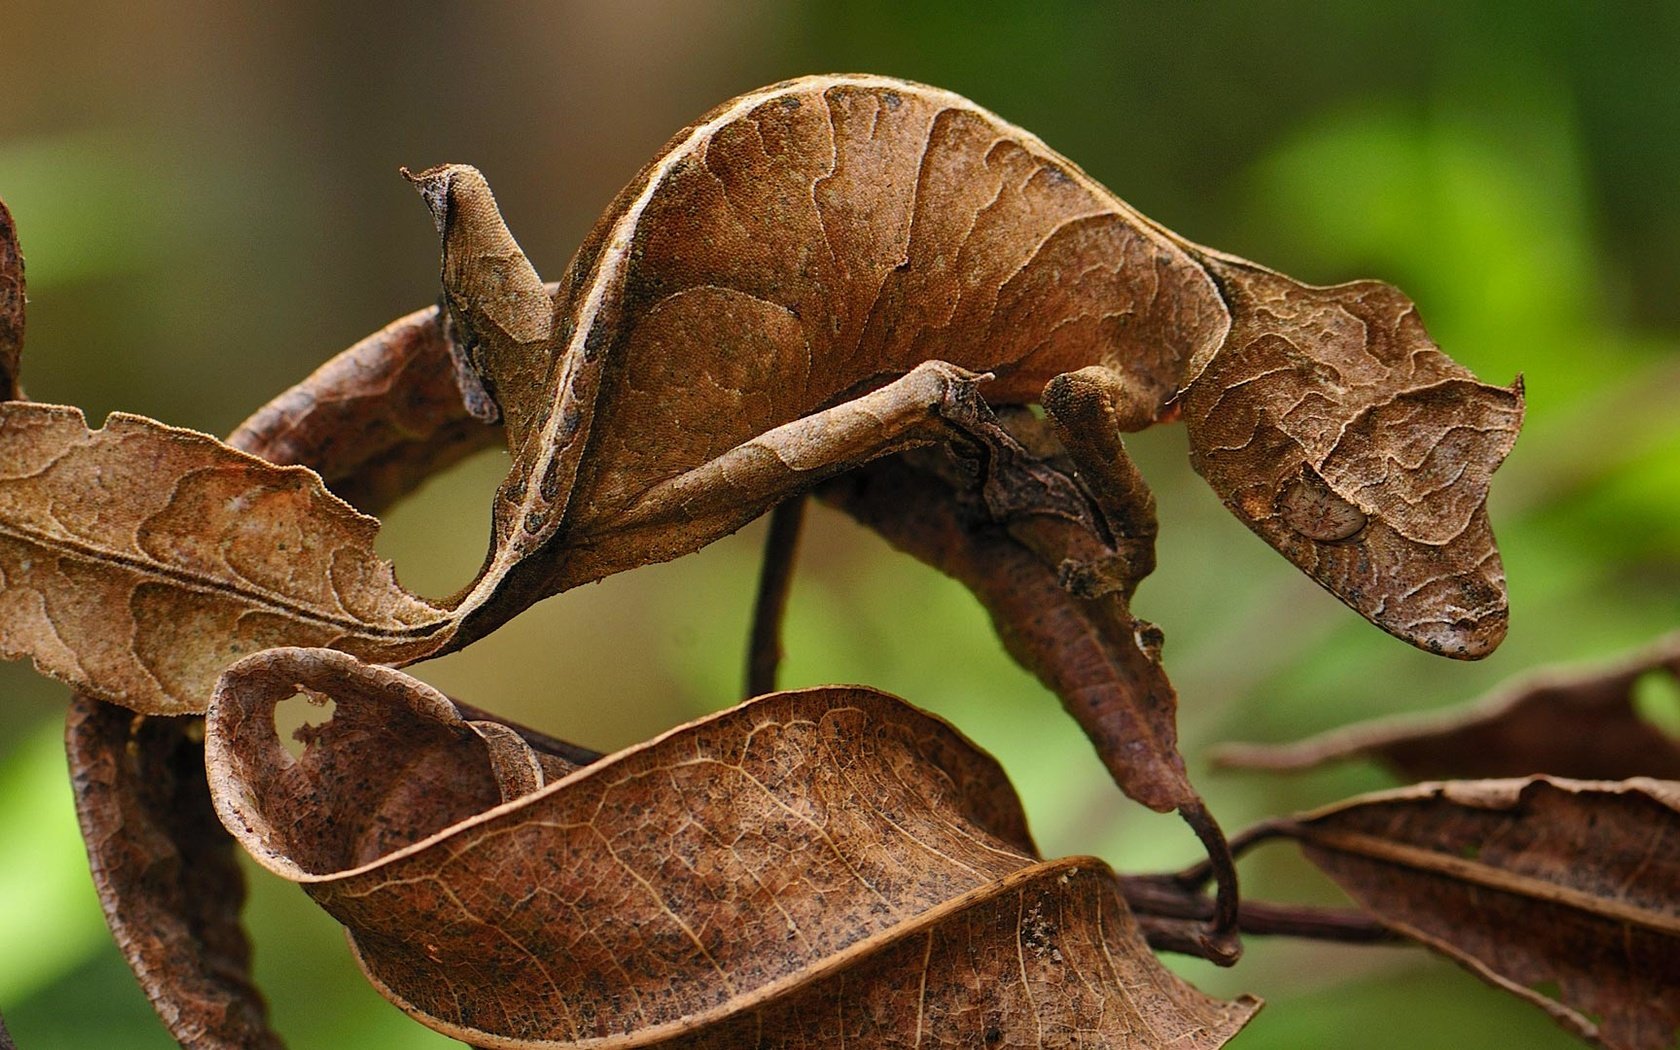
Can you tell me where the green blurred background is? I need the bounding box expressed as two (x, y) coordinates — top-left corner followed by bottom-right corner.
(1, 2), (1676, 1046)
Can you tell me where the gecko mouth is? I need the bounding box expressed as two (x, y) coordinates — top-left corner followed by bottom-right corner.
(1391, 599), (1508, 660)
(1346, 512), (1511, 661)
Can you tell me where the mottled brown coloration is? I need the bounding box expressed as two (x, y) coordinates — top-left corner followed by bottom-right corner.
(817, 444), (1242, 962)
(820, 450), (1184, 813)
(0, 197), (22, 400)
(0, 75), (1518, 718)
(1180, 259), (1522, 656)
(228, 300), (513, 518)
(205, 648), (1257, 1048)
(66, 699), (283, 1049)
(1214, 631), (1680, 780)
(0, 404), (448, 713)
(1281, 777), (1680, 1049)
(410, 74), (1518, 661)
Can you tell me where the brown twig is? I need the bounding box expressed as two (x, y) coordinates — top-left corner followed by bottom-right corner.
(1177, 799), (1245, 964)
(1171, 817), (1296, 892)
(1119, 874), (1398, 949)
(746, 494), (808, 697)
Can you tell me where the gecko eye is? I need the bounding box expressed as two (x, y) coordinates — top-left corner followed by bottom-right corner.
(1278, 471), (1368, 542)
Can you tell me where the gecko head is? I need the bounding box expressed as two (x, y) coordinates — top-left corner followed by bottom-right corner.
(1179, 269), (1524, 659)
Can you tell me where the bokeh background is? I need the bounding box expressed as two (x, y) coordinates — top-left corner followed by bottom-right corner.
(2, 3), (1677, 1046)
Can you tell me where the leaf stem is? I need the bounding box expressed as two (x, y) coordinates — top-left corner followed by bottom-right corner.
(1177, 799), (1244, 965)
(746, 494), (808, 697)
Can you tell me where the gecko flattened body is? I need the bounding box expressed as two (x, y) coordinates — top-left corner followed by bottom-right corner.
(409, 74), (1521, 659)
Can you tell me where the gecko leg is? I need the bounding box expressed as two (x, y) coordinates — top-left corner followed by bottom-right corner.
(862, 368), (1240, 962)
(550, 359), (998, 590)
(1039, 365), (1160, 599)
(1040, 365), (1241, 956)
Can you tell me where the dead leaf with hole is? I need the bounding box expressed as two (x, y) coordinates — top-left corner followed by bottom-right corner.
(59, 285), (528, 1046)
(1275, 776), (1680, 1049)
(205, 647), (1259, 1048)
(1214, 631), (1680, 780)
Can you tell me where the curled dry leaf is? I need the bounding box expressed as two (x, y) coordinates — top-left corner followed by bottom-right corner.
(58, 265), (534, 1045)
(65, 698), (282, 1049)
(1278, 776), (1680, 1049)
(63, 310), (562, 1047)
(0, 197), (285, 1048)
(819, 450), (1188, 814)
(0, 196), (22, 400)
(1214, 630), (1680, 780)
(205, 647), (1259, 1048)
(0, 75), (1518, 720)
(0, 403), (448, 714)
(227, 297), (520, 518)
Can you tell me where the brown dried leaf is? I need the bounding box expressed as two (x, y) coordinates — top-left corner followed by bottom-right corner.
(819, 452), (1190, 814)
(0, 75), (1518, 718)
(1214, 631), (1680, 780)
(0, 196), (22, 400)
(66, 698), (282, 1049)
(60, 291), (545, 1045)
(406, 75), (1517, 661)
(227, 299), (516, 518)
(205, 647), (1258, 1048)
(0, 403), (448, 713)
(1280, 776), (1680, 1049)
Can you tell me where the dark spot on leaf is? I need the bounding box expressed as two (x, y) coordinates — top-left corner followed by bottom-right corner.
(558, 404), (583, 441)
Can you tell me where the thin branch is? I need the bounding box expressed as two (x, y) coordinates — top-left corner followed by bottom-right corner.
(1171, 817), (1296, 892)
(746, 494), (808, 697)
(1177, 798), (1244, 965)
(1119, 875), (1398, 950)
